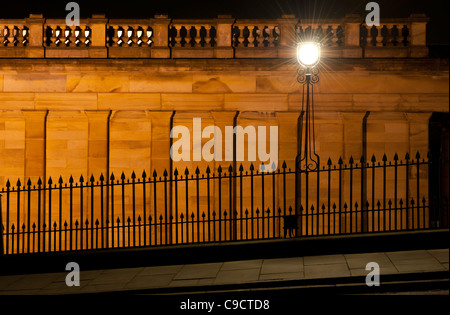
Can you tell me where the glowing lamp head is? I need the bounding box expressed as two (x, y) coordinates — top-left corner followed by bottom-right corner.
(297, 42), (321, 68)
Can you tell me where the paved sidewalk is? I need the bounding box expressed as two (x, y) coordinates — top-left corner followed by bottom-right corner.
(0, 249), (448, 295)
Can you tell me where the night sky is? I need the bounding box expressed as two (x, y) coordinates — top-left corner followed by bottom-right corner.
(0, 0), (448, 45)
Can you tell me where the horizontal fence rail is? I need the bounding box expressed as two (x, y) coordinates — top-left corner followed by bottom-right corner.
(0, 152), (448, 255)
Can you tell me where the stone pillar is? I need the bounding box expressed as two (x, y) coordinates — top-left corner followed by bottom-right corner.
(151, 15), (171, 58)
(88, 14), (108, 58)
(278, 15), (298, 59)
(85, 111), (110, 179)
(24, 14), (45, 58)
(23, 110), (47, 184)
(276, 112), (299, 214)
(215, 15), (235, 58)
(409, 14), (429, 58)
(343, 14), (363, 58)
(407, 113), (432, 219)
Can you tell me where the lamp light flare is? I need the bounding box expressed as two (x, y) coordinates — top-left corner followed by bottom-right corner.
(297, 42), (321, 68)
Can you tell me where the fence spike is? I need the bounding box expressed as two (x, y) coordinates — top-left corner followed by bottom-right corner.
(100, 174), (105, 181)
(183, 168), (189, 176)
(54, 222), (58, 228)
(195, 167), (200, 175)
(80, 175), (84, 183)
(245, 209), (249, 215)
(349, 156), (354, 164)
(228, 165), (233, 173)
(250, 163), (255, 171)
(110, 173), (115, 181)
(360, 156), (365, 163)
(388, 200), (392, 206)
(371, 155), (376, 163)
(90, 175), (95, 182)
(164, 169), (169, 177)
(218, 165), (223, 173)
(69, 176), (74, 184)
(64, 221), (68, 228)
(6, 180), (10, 188)
(405, 152), (410, 160)
(32, 223), (36, 229)
(127, 217), (131, 224)
(344, 203), (348, 209)
(174, 168), (179, 176)
(338, 157), (343, 165)
(383, 154), (388, 162)
(27, 178), (32, 186)
(394, 153), (399, 161)
(327, 158), (332, 166)
(142, 170), (147, 178)
(131, 171), (136, 179)
(206, 166), (211, 174)
(116, 217), (120, 224)
(95, 219), (100, 226)
(416, 151), (421, 160)
(255, 209), (260, 215)
(75, 220), (79, 227)
(121, 172), (126, 180)
(282, 161), (287, 169)
(48, 177), (53, 185)
(16, 179), (21, 187)
(377, 200), (381, 207)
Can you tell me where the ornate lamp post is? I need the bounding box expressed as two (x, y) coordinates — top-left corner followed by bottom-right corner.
(295, 41), (321, 236)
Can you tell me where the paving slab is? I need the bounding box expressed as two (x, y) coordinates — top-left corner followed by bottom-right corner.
(304, 263), (351, 279)
(124, 274), (174, 290)
(304, 254), (346, 266)
(214, 269), (260, 285)
(221, 260), (263, 271)
(173, 263), (223, 280)
(427, 249), (449, 264)
(139, 265), (183, 276)
(344, 253), (396, 270)
(261, 258), (303, 274)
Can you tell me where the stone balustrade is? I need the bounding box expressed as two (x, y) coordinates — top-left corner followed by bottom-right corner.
(0, 13), (430, 58)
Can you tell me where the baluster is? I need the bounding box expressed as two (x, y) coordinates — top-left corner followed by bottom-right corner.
(64, 26), (72, 46)
(247, 26), (255, 47)
(194, 25), (201, 47)
(126, 26), (134, 46)
(237, 26), (245, 47)
(331, 26), (339, 47)
(174, 26), (182, 47)
(264, 25), (273, 47)
(376, 25), (383, 47)
(7, 26), (14, 46)
(84, 26), (91, 46)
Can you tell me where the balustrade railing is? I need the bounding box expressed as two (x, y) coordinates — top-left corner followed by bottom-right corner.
(0, 13), (430, 58)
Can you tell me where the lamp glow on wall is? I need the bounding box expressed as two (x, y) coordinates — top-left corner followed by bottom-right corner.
(295, 41), (321, 228)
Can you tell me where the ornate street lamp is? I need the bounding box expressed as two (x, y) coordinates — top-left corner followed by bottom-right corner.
(295, 41), (321, 235)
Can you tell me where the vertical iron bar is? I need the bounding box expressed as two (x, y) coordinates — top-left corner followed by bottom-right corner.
(27, 181), (31, 253)
(80, 177), (84, 250)
(164, 171), (168, 245)
(142, 172), (147, 247)
(16, 180), (21, 254)
(110, 174), (115, 248)
(121, 174), (125, 247)
(406, 154), (410, 230)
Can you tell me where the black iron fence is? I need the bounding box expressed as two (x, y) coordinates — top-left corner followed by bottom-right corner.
(0, 152), (448, 255)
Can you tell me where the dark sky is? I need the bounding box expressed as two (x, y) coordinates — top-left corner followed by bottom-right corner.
(1, 0), (448, 45)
